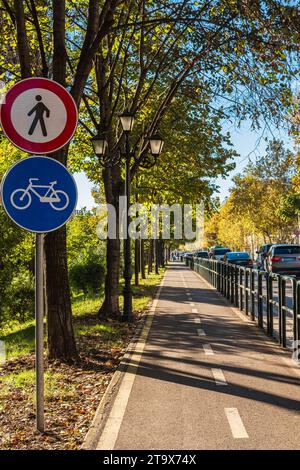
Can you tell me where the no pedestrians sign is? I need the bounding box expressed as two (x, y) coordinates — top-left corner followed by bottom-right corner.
(0, 77), (78, 154)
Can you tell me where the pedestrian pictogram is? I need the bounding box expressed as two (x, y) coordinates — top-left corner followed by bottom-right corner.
(0, 78), (78, 154)
(1, 156), (77, 233)
(28, 95), (50, 137)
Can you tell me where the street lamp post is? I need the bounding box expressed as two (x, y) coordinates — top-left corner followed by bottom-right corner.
(122, 130), (133, 321)
(91, 114), (164, 323)
(119, 110), (135, 322)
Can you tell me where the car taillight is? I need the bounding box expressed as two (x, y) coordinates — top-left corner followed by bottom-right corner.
(297, 257), (300, 261)
(271, 256), (281, 262)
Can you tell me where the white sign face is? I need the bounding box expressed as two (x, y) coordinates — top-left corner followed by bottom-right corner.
(10, 88), (67, 143)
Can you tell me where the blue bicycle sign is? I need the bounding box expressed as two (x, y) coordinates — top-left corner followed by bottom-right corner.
(1, 156), (77, 233)
(11, 178), (69, 211)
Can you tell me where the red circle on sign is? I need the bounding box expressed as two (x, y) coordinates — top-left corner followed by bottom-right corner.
(0, 78), (78, 154)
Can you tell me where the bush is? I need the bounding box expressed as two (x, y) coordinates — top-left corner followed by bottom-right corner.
(5, 274), (35, 323)
(69, 259), (105, 296)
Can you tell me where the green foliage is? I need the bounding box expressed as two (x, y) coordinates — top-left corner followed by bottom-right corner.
(205, 139), (297, 249)
(67, 208), (105, 266)
(67, 209), (106, 296)
(5, 273), (35, 323)
(0, 140), (34, 324)
(69, 255), (105, 296)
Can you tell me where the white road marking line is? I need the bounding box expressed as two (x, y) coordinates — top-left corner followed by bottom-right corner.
(212, 368), (227, 386)
(192, 308), (198, 313)
(203, 344), (214, 355)
(197, 329), (206, 336)
(190, 302), (195, 306)
(194, 318), (201, 324)
(96, 277), (165, 450)
(225, 408), (249, 439)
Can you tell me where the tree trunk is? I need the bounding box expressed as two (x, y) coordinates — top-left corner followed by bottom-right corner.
(98, 236), (121, 319)
(148, 239), (153, 274)
(98, 165), (122, 319)
(160, 240), (165, 267)
(42, 0), (78, 362)
(45, 226), (78, 360)
(134, 238), (139, 286)
(140, 239), (146, 279)
(154, 239), (159, 274)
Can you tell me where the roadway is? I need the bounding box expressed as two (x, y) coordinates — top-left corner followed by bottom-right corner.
(88, 262), (300, 450)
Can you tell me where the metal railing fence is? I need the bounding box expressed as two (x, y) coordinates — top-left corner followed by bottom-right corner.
(185, 256), (300, 350)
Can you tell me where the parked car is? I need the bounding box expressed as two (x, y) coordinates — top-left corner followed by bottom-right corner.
(266, 244), (300, 276)
(194, 250), (209, 259)
(210, 247), (231, 260)
(256, 244), (273, 270)
(223, 252), (253, 267)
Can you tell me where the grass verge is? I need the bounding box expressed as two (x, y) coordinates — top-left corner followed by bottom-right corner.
(0, 267), (165, 450)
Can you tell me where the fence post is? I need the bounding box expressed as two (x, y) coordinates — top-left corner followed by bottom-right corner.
(267, 274), (273, 336)
(230, 265), (234, 304)
(257, 272), (263, 327)
(293, 278), (297, 344)
(278, 276), (283, 345)
(244, 269), (249, 315)
(279, 277), (286, 348)
(234, 267), (238, 307)
(250, 269), (255, 321)
(239, 269), (243, 311)
(296, 282), (300, 350)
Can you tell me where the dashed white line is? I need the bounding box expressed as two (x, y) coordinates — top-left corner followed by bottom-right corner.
(194, 318), (201, 324)
(197, 329), (206, 336)
(225, 408), (249, 439)
(203, 344), (214, 355)
(190, 302), (195, 306)
(212, 368), (227, 386)
(192, 308), (198, 313)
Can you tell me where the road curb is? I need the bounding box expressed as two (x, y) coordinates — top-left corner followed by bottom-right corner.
(81, 268), (167, 450)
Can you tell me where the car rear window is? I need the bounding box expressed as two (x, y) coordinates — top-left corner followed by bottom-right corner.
(197, 252), (208, 256)
(228, 253), (250, 259)
(214, 249), (231, 255)
(273, 246), (300, 255)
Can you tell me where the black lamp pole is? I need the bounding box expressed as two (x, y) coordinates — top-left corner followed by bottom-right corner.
(122, 131), (133, 322)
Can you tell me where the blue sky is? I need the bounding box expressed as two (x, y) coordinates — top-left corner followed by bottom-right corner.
(74, 121), (294, 210)
(213, 121), (294, 201)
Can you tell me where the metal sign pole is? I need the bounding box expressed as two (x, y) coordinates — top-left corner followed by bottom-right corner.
(35, 232), (44, 432)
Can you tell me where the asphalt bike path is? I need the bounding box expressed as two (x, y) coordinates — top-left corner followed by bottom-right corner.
(95, 262), (300, 450)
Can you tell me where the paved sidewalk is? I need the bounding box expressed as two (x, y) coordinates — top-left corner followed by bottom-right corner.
(92, 262), (300, 450)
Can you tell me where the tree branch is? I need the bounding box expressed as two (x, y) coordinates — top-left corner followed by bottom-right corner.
(14, 0), (31, 78)
(28, 0), (48, 77)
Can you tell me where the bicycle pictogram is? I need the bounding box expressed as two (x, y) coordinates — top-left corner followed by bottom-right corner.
(10, 178), (69, 211)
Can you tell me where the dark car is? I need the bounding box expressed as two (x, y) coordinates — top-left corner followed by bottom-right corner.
(256, 244), (273, 270)
(210, 247), (231, 261)
(194, 250), (209, 259)
(224, 252), (253, 267)
(266, 244), (300, 276)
